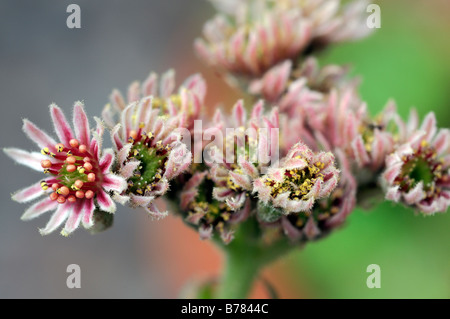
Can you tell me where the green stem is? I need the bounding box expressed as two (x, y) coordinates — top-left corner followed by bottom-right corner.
(215, 219), (293, 299)
(216, 242), (261, 299)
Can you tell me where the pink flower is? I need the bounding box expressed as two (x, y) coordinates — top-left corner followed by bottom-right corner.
(253, 142), (339, 214)
(102, 69), (206, 133)
(279, 148), (356, 241)
(179, 171), (247, 244)
(4, 102), (126, 236)
(208, 99), (280, 211)
(382, 112), (450, 214)
(304, 89), (396, 172)
(110, 98), (192, 218)
(195, 0), (372, 77)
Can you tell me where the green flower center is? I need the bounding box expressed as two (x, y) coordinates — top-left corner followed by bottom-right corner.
(126, 132), (170, 196)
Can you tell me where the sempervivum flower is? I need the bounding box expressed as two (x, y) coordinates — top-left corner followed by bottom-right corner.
(208, 99), (280, 211)
(195, 0), (372, 77)
(102, 69), (206, 132)
(277, 148), (356, 241)
(382, 112), (450, 214)
(4, 102), (126, 236)
(178, 170), (249, 244)
(110, 98), (192, 218)
(253, 141), (339, 214)
(304, 89), (396, 172)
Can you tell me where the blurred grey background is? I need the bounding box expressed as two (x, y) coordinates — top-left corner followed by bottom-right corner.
(0, 0), (215, 298)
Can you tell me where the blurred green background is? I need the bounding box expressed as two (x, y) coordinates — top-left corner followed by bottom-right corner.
(286, 0), (450, 299)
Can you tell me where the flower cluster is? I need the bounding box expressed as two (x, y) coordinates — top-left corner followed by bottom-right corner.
(196, 0), (372, 77)
(4, 0), (449, 248)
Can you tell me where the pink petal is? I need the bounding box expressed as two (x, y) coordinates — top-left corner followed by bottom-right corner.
(150, 178), (170, 196)
(351, 136), (370, 166)
(318, 175), (338, 198)
(370, 131), (386, 168)
(164, 143), (191, 180)
(103, 174), (127, 193)
(22, 119), (57, 152)
(417, 201), (440, 215)
(120, 103), (135, 139)
(383, 162), (403, 184)
(251, 100), (264, 120)
(183, 171), (207, 192)
(130, 194), (155, 207)
(185, 211), (205, 225)
(110, 89), (126, 111)
(239, 159), (259, 179)
(12, 181), (45, 203)
(183, 73), (207, 101)
(407, 109), (419, 135)
(181, 190), (198, 211)
(142, 72), (158, 97)
(212, 187), (233, 201)
(117, 143), (132, 165)
(62, 202), (83, 236)
(404, 182), (424, 205)
(3, 148), (45, 172)
(21, 197), (58, 221)
(229, 171), (252, 190)
(432, 129), (450, 156)
(73, 101), (91, 146)
(385, 186), (401, 202)
(145, 203), (168, 220)
(96, 190), (116, 213)
(253, 178), (272, 203)
(286, 196), (314, 213)
(232, 100), (246, 127)
(281, 217), (303, 241)
(220, 230), (235, 244)
(127, 81), (141, 103)
(110, 124), (124, 150)
(229, 199), (251, 224)
(283, 158), (308, 170)
(420, 112), (437, 141)
(258, 127), (270, 166)
(160, 69), (175, 98)
(120, 160), (140, 179)
(91, 117), (104, 161)
(99, 149), (114, 172)
(112, 192), (130, 205)
(101, 104), (116, 128)
(199, 224), (213, 240)
(49, 103), (74, 146)
(194, 38), (212, 63)
(39, 203), (71, 235)
(82, 198), (95, 229)
(225, 193), (246, 211)
(303, 217), (321, 240)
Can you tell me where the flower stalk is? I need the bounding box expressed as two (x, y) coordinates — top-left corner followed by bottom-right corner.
(214, 218), (293, 299)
